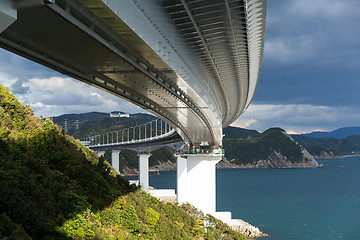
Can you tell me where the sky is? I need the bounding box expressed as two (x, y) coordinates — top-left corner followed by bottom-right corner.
(0, 0), (359, 134)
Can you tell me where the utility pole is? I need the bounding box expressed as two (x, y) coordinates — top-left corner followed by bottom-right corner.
(75, 120), (80, 130)
(64, 119), (68, 133)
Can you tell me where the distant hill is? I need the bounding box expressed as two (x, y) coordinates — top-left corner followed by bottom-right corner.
(291, 134), (360, 158)
(295, 127), (360, 139)
(221, 128), (318, 168)
(223, 126), (260, 139)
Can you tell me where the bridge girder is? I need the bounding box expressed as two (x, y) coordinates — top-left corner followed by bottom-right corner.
(0, 0), (266, 150)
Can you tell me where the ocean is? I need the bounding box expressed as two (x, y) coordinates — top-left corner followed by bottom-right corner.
(149, 156), (360, 240)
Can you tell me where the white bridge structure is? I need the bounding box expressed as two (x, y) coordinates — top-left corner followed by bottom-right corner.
(0, 0), (266, 225)
(81, 118), (185, 196)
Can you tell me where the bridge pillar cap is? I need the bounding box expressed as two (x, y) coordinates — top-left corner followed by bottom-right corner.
(177, 148), (224, 157)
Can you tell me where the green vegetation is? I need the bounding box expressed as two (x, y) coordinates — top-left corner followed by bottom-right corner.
(0, 84), (250, 239)
(292, 134), (360, 156)
(223, 126), (260, 140)
(223, 128), (304, 164)
(56, 191), (250, 240)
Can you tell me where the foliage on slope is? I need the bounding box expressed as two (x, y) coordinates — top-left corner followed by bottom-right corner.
(223, 128), (304, 165)
(290, 135), (341, 157)
(57, 190), (249, 240)
(0, 84), (136, 238)
(0, 84), (250, 239)
(223, 126), (260, 140)
(292, 134), (360, 156)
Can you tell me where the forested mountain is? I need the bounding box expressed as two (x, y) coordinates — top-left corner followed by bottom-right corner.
(0, 84), (250, 239)
(221, 128), (318, 168)
(292, 134), (360, 158)
(223, 126), (260, 139)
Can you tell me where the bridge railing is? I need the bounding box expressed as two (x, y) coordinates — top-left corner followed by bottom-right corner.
(80, 118), (174, 147)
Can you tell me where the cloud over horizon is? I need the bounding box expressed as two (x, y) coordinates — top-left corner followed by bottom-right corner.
(1, 75), (146, 118)
(232, 104), (360, 134)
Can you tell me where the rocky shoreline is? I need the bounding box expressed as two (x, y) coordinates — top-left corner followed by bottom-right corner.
(229, 219), (268, 238)
(151, 189), (267, 238)
(121, 156), (321, 177)
(146, 147), (320, 173)
(313, 154), (360, 159)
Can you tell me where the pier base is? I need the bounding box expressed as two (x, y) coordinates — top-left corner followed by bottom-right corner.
(138, 153), (151, 192)
(111, 150), (121, 174)
(177, 154), (221, 215)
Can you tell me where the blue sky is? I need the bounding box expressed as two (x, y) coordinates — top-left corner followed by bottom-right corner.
(1, 0), (360, 134)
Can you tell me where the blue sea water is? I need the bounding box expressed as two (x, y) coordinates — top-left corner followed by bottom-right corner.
(149, 156), (360, 240)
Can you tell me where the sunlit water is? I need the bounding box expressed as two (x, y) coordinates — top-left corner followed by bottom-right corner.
(148, 156), (360, 240)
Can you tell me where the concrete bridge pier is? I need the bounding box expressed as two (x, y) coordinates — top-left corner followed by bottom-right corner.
(138, 152), (151, 192)
(177, 153), (222, 215)
(111, 150), (121, 174)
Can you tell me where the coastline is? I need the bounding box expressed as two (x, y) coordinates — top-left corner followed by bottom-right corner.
(314, 154), (360, 159)
(120, 157), (322, 177)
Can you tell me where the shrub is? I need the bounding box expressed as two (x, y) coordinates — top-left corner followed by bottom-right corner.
(146, 207), (160, 228)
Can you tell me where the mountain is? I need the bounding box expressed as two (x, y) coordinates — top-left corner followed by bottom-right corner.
(221, 128), (319, 168)
(0, 84), (249, 239)
(292, 134), (360, 158)
(296, 127), (360, 139)
(223, 126), (260, 139)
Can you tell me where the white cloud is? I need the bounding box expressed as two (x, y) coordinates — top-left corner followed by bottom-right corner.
(232, 104), (360, 134)
(0, 72), (18, 89)
(2, 76), (147, 117)
(264, 35), (314, 62)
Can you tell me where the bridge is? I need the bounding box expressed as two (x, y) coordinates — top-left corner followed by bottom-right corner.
(0, 0), (266, 225)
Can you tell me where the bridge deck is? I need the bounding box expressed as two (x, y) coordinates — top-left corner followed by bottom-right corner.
(0, 0), (266, 149)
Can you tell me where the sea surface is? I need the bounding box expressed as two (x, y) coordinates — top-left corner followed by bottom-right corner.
(148, 156), (360, 240)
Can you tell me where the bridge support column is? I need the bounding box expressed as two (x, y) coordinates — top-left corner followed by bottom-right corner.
(96, 151), (105, 157)
(111, 150), (121, 174)
(177, 156), (187, 204)
(138, 153), (151, 192)
(177, 154), (221, 215)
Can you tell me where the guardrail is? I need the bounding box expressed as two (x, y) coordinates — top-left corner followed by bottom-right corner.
(81, 118), (174, 147)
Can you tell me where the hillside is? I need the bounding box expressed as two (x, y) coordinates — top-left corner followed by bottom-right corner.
(221, 128), (319, 168)
(292, 134), (360, 158)
(223, 126), (260, 139)
(0, 84), (251, 239)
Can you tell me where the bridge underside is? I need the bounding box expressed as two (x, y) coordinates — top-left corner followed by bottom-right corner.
(0, 0), (266, 150)
(0, 0), (222, 148)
